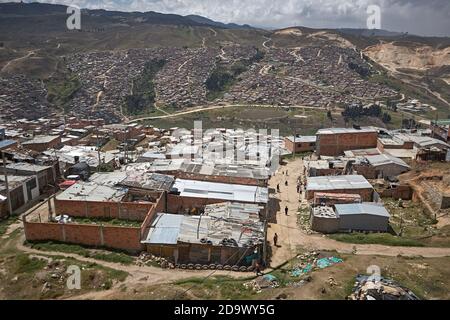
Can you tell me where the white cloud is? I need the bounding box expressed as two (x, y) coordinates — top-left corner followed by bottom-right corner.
(9, 0), (450, 36)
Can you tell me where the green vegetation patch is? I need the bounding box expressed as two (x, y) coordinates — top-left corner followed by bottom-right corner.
(45, 72), (81, 111)
(206, 48), (264, 101)
(329, 233), (424, 247)
(124, 59), (166, 115)
(72, 217), (142, 228)
(27, 241), (135, 265)
(0, 217), (16, 237)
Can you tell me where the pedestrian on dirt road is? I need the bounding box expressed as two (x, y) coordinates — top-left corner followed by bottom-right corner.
(285, 180), (288, 186)
(273, 233), (278, 246)
(276, 184), (280, 192)
(255, 262), (263, 276)
(285, 206), (288, 215)
(296, 185), (300, 193)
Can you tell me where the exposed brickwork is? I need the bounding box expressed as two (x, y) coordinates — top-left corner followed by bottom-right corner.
(24, 221), (143, 251)
(380, 185), (413, 200)
(54, 199), (154, 221)
(307, 188), (373, 202)
(284, 137), (315, 153)
(317, 131), (377, 156)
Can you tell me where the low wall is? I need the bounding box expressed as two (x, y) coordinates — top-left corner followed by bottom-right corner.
(24, 221), (143, 252)
(380, 185), (413, 200)
(54, 198), (154, 221)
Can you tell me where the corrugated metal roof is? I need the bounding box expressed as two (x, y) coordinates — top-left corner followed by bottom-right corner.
(173, 179), (269, 204)
(365, 154), (410, 168)
(143, 202), (264, 247)
(317, 127), (376, 135)
(307, 175), (373, 191)
(0, 140), (17, 150)
(335, 203), (390, 218)
(56, 182), (128, 202)
(143, 213), (183, 244)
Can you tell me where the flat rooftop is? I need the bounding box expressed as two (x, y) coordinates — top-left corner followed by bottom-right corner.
(317, 127), (377, 135)
(285, 136), (317, 143)
(22, 135), (59, 145)
(6, 162), (51, 172)
(56, 182), (128, 202)
(172, 179), (269, 204)
(335, 203), (390, 218)
(307, 175), (373, 191)
(344, 148), (381, 157)
(313, 206), (337, 218)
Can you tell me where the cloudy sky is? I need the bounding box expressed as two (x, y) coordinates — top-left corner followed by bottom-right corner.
(12, 0), (450, 36)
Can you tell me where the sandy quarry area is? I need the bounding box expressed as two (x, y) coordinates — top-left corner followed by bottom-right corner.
(364, 42), (450, 72)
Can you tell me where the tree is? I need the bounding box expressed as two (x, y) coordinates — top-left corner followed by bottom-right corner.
(382, 112), (391, 124)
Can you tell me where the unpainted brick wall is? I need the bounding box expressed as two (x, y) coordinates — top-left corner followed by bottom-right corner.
(24, 221), (143, 252)
(54, 199), (154, 221)
(317, 132), (377, 156)
(307, 188), (373, 202)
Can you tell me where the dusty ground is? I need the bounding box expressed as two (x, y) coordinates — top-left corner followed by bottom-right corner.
(1, 157), (450, 300)
(267, 157), (450, 268)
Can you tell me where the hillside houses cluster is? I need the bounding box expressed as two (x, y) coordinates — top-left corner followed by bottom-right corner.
(1, 111), (449, 269)
(3, 44), (398, 125)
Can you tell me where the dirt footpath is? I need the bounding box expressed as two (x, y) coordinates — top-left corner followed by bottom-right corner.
(267, 158), (450, 268)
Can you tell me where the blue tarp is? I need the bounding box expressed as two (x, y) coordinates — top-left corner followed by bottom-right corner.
(291, 263), (313, 277)
(316, 257), (343, 269)
(263, 274), (277, 282)
(291, 257), (343, 277)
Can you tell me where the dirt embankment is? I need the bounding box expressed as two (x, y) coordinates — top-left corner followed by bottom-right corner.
(364, 42), (450, 72)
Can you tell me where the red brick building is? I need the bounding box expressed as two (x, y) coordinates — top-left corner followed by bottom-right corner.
(284, 135), (316, 153)
(21, 135), (61, 152)
(316, 127), (378, 156)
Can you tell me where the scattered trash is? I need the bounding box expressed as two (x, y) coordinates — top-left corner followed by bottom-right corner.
(243, 274), (279, 293)
(348, 275), (420, 300)
(291, 252), (343, 277)
(54, 215), (72, 224)
(316, 257), (343, 269)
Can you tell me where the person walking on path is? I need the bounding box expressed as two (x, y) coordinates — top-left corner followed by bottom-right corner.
(273, 233), (278, 247)
(285, 180), (288, 187)
(285, 206), (288, 216)
(255, 262), (263, 276)
(277, 184), (280, 193)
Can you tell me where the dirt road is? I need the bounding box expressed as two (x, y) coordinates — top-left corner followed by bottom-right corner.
(267, 158), (450, 267)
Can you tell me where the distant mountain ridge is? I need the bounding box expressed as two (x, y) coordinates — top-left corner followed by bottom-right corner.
(0, 1), (253, 29)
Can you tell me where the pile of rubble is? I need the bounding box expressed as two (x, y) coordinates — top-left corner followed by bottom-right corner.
(243, 274), (280, 293)
(348, 275), (420, 300)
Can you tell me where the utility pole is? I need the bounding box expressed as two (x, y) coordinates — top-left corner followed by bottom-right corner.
(96, 127), (101, 172)
(1, 151), (13, 216)
(0, 131), (15, 217)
